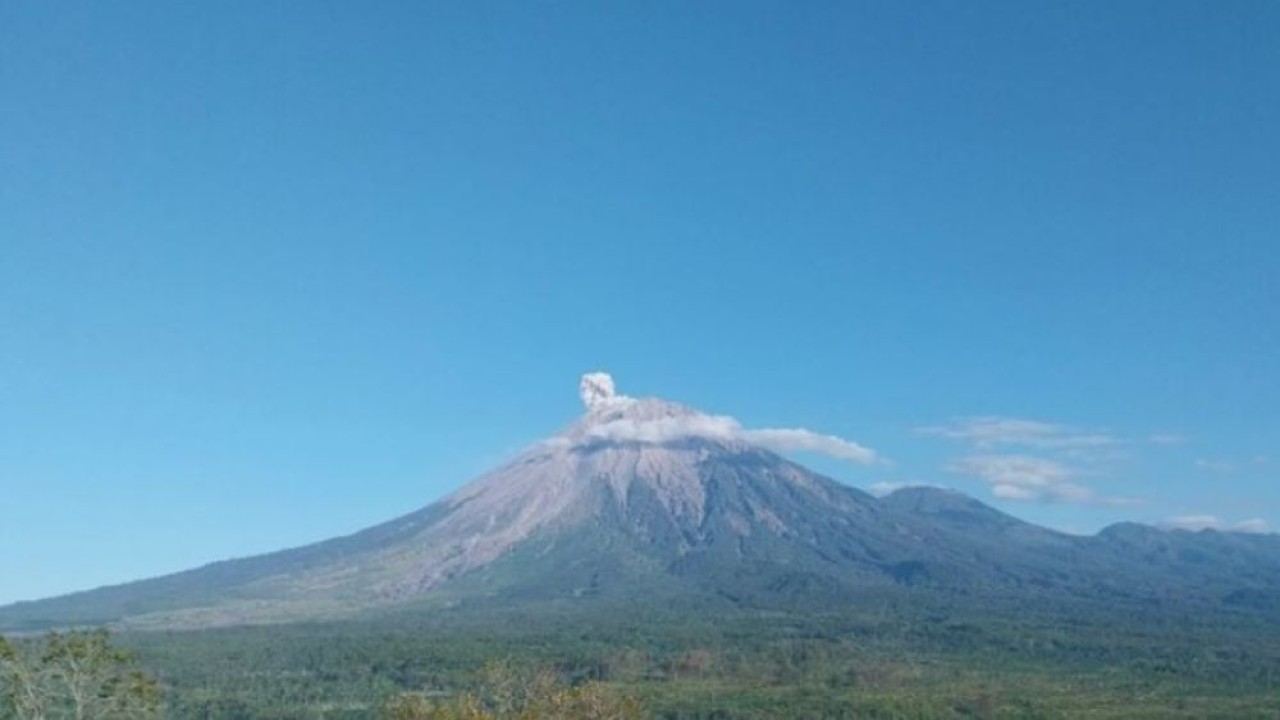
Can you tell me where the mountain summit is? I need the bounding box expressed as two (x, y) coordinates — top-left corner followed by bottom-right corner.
(3, 374), (1279, 631)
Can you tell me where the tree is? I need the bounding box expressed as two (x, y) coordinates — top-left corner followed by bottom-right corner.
(384, 691), (490, 720)
(382, 660), (642, 720)
(0, 630), (161, 720)
(0, 636), (45, 720)
(526, 682), (642, 720)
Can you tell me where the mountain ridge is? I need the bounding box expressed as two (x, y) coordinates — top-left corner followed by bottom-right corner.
(4, 375), (1278, 632)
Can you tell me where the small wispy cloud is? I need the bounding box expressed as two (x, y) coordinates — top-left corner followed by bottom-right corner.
(945, 454), (1138, 506)
(1234, 518), (1271, 533)
(867, 480), (942, 497)
(922, 415), (1140, 506)
(740, 427), (879, 464)
(1160, 515), (1270, 534)
(868, 482), (906, 497)
(1147, 433), (1187, 446)
(1194, 459), (1237, 473)
(918, 416), (1119, 451)
(1195, 456), (1268, 473)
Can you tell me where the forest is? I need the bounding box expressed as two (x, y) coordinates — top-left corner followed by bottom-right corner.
(8, 598), (1273, 719)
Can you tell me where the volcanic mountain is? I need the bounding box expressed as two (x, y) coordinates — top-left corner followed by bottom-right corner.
(3, 374), (1279, 631)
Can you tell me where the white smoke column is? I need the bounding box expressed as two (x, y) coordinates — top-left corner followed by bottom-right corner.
(580, 372), (620, 409)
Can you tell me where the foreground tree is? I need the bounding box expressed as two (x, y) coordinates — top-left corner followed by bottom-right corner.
(0, 630), (161, 720)
(383, 660), (641, 720)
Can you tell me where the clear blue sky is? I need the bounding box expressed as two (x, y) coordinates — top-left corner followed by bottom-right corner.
(2, 2), (1277, 605)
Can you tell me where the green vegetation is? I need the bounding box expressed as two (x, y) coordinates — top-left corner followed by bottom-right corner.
(99, 600), (1280, 719)
(382, 660), (641, 719)
(1, 629), (161, 720)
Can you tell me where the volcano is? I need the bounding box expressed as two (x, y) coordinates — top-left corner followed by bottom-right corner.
(4, 374), (1279, 631)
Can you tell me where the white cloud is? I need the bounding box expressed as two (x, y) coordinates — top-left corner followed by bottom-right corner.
(1234, 518), (1271, 534)
(867, 481), (941, 497)
(1194, 459), (1237, 473)
(1195, 456), (1269, 473)
(587, 413), (737, 445)
(575, 373), (880, 466)
(946, 454), (1137, 506)
(586, 413), (880, 465)
(1161, 514), (1222, 531)
(919, 416), (1119, 451)
(740, 427), (878, 465)
(1160, 515), (1270, 534)
(921, 415), (1148, 507)
(1148, 433), (1187, 445)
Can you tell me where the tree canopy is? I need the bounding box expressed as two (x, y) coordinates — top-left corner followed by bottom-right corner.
(383, 660), (641, 720)
(1, 630), (161, 720)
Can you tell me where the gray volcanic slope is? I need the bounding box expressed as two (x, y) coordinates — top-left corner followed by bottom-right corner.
(4, 379), (1280, 631)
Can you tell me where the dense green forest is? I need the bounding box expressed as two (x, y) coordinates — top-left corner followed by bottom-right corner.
(98, 599), (1280, 719)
